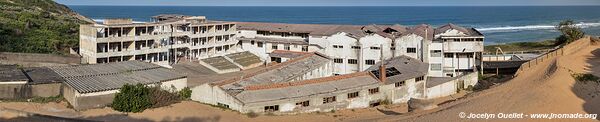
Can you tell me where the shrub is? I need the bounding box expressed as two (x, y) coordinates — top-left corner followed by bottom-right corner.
(178, 87), (192, 100)
(572, 73), (600, 82)
(111, 84), (152, 113)
(149, 86), (181, 108)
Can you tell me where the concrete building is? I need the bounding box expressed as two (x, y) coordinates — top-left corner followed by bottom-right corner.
(0, 65), (65, 99)
(51, 61), (187, 110)
(79, 15), (239, 67)
(191, 55), (433, 113)
(236, 22), (483, 77)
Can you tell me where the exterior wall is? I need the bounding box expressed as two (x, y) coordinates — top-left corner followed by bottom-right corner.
(239, 84), (383, 114)
(380, 78), (426, 104)
(0, 82), (27, 99)
(29, 83), (62, 98)
(191, 84), (244, 111)
(0, 52), (80, 67)
(159, 78), (188, 92)
(426, 72), (478, 99)
(320, 33), (361, 75)
(394, 34), (424, 60)
(80, 22), (239, 66)
(428, 42), (444, 77)
(0, 82), (61, 99)
(358, 34), (393, 71)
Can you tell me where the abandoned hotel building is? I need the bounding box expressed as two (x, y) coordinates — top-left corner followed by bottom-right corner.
(73, 14), (484, 113)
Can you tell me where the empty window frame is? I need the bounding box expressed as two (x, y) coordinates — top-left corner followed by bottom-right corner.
(395, 81), (406, 87)
(257, 42), (264, 47)
(264, 105), (279, 112)
(333, 45), (344, 49)
(334, 58), (344, 63)
(296, 101), (310, 107)
(365, 60), (376, 65)
(348, 92), (359, 99)
(300, 46), (308, 52)
(370, 46), (381, 50)
(431, 50), (442, 57)
(416, 76), (425, 81)
(348, 59), (358, 64)
(323, 96), (336, 104)
(284, 45), (291, 50)
(444, 53), (454, 58)
(368, 87), (380, 94)
(272, 45), (278, 50)
(351, 46), (361, 49)
(407, 48), (417, 53)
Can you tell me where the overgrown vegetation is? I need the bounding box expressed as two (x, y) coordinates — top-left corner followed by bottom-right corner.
(484, 40), (556, 52)
(555, 20), (585, 46)
(111, 84), (153, 113)
(111, 84), (188, 113)
(1, 95), (64, 103)
(0, 0), (92, 54)
(178, 87), (192, 100)
(572, 73), (600, 83)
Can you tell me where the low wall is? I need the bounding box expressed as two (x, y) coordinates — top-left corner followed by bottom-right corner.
(426, 72), (478, 99)
(514, 37), (592, 76)
(0, 83), (62, 99)
(0, 52), (80, 67)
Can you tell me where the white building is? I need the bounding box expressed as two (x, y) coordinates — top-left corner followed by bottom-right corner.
(236, 22), (483, 77)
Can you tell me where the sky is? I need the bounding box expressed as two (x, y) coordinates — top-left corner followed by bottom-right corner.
(55, 0), (600, 6)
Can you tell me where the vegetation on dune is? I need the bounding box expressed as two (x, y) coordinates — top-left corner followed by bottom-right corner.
(555, 20), (585, 46)
(484, 40), (556, 53)
(0, 0), (91, 54)
(572, 73), (600, 83)
(484, 19), (586, 53)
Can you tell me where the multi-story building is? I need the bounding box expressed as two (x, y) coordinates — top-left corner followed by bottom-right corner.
(236, 22), (484, 77)
(79, 15), (239, 67)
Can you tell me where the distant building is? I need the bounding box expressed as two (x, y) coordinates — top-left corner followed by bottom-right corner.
(79, 15), (239, 67)
(236, 22), (484, 77)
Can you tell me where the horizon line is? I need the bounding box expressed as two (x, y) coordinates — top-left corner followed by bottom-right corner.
(63, 5), (600, 7)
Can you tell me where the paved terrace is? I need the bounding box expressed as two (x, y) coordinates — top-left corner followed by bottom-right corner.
(225, 51), (262, 67)
(200, 56), (239, 71)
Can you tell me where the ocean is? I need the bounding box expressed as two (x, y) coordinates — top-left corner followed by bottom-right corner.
(68, 6), (600, 45)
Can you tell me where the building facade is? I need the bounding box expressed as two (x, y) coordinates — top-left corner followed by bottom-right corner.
(79, 15), (239, 67)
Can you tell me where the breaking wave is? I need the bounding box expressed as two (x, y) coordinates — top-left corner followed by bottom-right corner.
(93, 19), (146, 23)
(476, 22), (600, 32)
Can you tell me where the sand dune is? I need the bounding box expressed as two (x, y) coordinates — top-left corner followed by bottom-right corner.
(378, 40), (600, 122)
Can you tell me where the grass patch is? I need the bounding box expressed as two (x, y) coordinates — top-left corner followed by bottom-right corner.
(572, 73), (600, 83)
(484, 40), (557, 53)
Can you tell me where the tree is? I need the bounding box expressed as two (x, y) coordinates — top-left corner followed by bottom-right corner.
(555, 20), (585, 45)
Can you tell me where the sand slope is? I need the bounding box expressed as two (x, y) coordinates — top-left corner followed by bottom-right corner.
(379, 42), (600, 122)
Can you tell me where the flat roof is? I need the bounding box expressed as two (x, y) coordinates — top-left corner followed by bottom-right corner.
(50, 61), (185, 93)
(23, 67), (64, 85)
(0, 65), (28, 82)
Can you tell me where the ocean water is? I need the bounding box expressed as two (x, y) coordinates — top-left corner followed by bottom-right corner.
(68, 6), (600, 45)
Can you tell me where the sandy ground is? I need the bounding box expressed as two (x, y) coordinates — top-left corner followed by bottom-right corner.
(2, 41), (599, 122)
(370, 44), (600, 122)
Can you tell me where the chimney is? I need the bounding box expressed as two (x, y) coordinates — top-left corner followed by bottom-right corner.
(379, 63), (387, 82)
(379, 44), (387, 82)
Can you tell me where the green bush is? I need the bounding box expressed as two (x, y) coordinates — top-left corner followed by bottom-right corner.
(572, 73), (600, 82)
(111, 84), (152, 113)
(178, 87), (192, 100)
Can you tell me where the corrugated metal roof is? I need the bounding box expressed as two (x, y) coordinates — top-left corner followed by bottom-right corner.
(50, 61), (185, 93)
